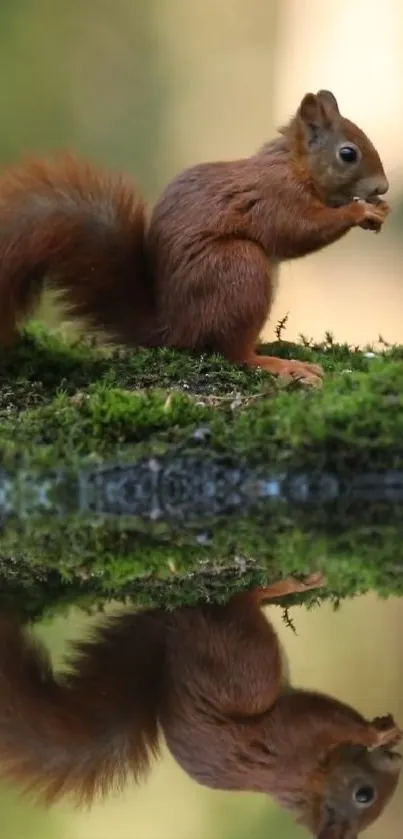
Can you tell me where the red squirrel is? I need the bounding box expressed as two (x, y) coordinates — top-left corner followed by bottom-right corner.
(0, 572), (401, 838)
(0, 89), (390, 385)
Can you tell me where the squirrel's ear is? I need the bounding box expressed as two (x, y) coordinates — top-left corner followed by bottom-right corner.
(317, 90), (340, 123)
(298, 93), (321, 126)
(298, 90), (339, 148)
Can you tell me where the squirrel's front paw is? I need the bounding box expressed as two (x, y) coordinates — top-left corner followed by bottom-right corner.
(353, 198), (390, 232)
(368, 715), (403, 749)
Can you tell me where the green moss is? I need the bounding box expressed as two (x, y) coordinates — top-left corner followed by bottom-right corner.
(1, 325), (403, 621)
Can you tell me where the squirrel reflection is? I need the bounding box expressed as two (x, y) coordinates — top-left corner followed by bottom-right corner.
(0, 572), (401, 838)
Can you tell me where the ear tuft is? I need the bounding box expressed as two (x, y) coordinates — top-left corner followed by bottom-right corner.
(297, 93), (327, 149)
(317, 90), (340, 115)
(316, 91), (340, 128)
(299, 93), (320, 125)
(297, 89), (341, 147)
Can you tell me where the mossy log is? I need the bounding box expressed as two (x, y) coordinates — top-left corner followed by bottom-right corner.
(1, 325), (402, 621)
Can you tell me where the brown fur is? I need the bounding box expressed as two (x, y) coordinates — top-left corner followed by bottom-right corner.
(0, 574), (400, 838)
(0, 156), (155, 347)
(0, 610), (166, 804)
(0, 90), (390, 383)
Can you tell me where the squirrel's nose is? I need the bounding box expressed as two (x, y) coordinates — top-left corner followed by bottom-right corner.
(356, 174), (389, 201)
(372, 176), (389, 196)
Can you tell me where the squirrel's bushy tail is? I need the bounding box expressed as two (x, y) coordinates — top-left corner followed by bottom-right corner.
(0, 154), (159, 346)
(0, 611), (166, 806)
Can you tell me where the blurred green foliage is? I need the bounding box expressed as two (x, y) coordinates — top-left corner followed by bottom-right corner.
(0, 0), (170, 194)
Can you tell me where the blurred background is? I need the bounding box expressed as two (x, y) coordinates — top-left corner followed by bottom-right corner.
(1, 0), (403, 836)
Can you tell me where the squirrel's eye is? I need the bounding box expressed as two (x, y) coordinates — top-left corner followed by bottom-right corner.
(353, 784), (376, 808)
(338, 145), (358, 164)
